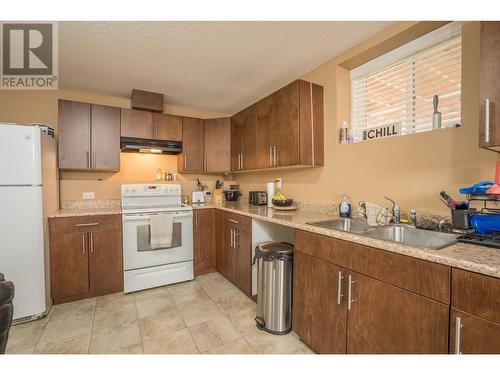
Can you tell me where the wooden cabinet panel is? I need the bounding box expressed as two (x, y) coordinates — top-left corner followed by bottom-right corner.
(120, 108), (153, 139)
(294, 230), (348, 268)
(230, 111), (244, 171)
(451, 268), (500, 324)
(194, 209), (216, 276)
(347, 271), (449, 354)
(50, 216), (91, 235)
(215, 209), (225, 275)
(450, 308), (500, 354)
(241, 105), (257, 170)
(224, 220), (236, 282)
(91, 104), (121, 170)
(256, 94), (276, 169)
(479, 22), (500, 149)
(154, 113), (182, 141)
(58, 100), (91, 169)
(312, 83), (324, 166)
(348, 242), (450, 303)
(275, 81), (300, 166)
(178, 117), (204, 173)
(89, 229), (123, 296)
(235, 225), (252, 296)
(204, 118), (231, 172)
(292, 251), (347, 353)
(50, 232), (89, 300)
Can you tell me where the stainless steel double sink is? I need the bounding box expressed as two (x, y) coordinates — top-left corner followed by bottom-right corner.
(307, 218), (458, 250)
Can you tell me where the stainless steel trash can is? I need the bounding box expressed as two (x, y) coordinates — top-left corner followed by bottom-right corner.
(253, 241), (293, 335)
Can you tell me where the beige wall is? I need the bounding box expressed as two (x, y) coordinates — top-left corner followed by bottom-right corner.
(235, 21), (499, 216)
(1, 22), (498, 215)
(0, 89), (231, 202)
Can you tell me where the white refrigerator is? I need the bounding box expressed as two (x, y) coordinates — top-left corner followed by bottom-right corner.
(0, 123), (58, 321)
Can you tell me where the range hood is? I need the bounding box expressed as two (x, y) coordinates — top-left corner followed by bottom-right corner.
(120, 137), (182, 154)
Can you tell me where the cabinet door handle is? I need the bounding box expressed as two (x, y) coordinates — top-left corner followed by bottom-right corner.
(269, 147), (273, 166)
(485, 98), (490, 143)
(234, 230), (238, 248)
(195, 211), (198, 227)
(82, 233), (86, 254)
(90, 233), (94, 253)
(227, 219), (239, 224)
(184, 155), (187, 171)
(204, 158), (208, 172)
(337, 271), (344, 305)
(347, 274), (355, 310)
(274, 146), (278, 166)
(75, 222), (100, 227)
(240, 154), (244, 170)
(230, 228), (234, 248)
(86, 151), (90, 168)
(455, 316), (462, 354)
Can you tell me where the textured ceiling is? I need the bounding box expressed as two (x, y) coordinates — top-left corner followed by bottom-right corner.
(59, 21), (393, 113)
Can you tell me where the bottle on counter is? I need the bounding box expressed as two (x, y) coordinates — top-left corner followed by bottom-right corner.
(340, 121), (349, 144)
(155, 168), (163, 181)
(339, 193), (352, 218)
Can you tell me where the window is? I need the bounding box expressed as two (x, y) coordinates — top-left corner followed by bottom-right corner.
(350, 22), (462, 142)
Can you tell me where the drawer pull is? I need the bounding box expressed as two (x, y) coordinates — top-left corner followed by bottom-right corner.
(75, 222), (100, 227)
(227, 219), (239, 224)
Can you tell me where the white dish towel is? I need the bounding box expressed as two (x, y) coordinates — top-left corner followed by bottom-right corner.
(150, 214), (173, 249)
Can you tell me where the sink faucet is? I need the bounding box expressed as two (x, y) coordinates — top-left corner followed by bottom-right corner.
(384, 196), (401, 224)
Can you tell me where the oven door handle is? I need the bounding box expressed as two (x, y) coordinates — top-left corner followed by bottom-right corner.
(123, 213), (193, 221)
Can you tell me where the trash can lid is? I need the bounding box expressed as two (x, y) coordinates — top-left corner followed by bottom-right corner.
(256, 241), (293, 255)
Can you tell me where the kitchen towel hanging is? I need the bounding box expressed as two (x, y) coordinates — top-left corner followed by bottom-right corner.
(150, 214), (173, 249)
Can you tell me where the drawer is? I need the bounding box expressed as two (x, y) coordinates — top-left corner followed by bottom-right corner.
(348, 242), (450, 304)
(223, 211), (251, 232)
(50, 214), (121, 234)
(294, 230), (348, 268)
(451, 268), (500, 324)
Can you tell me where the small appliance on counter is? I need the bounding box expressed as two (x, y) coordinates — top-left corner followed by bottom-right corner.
(249, 191), (267, 205)
(192, 191), (205, 204)
(225, 189), (241, 202)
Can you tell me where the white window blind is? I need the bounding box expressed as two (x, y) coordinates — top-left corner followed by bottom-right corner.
(350, 25), (462, 142)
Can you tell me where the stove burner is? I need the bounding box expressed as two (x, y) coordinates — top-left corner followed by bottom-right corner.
(457, 231), (500, 249)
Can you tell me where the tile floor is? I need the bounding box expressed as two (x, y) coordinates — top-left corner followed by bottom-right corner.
(6, 272), (313, 354)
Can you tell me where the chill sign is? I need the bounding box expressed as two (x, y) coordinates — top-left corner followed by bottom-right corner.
(363, 122), (401, 141)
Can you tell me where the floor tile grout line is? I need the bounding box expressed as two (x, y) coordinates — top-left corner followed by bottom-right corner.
(87, 300), (97, 354)
(31, 306), (53, 353)
(132, 294), (145, 354)
(170, 282), (202, 354)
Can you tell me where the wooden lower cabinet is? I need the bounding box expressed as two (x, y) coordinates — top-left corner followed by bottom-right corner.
(49, 215), (123, 303)
(50, 232), (90, 301)
(216, 212), (252, 296)
(193, 209), (216, 276)
(293, 250), (347, 353)
(347, 271), (449, 354)
(450, 308), (500, 354)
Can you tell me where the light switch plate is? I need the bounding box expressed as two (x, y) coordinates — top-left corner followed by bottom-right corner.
(82, 192), (95, 200)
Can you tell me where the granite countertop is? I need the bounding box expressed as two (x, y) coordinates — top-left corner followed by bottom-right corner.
(48, 207), (122, 218)
(193, 202), (500, 279)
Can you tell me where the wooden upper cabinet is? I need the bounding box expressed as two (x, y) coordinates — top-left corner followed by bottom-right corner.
(230, 111), (244, 171)
(153, 113), (182, 141)
(479, 21), (500, 150)
(204, 118), (231, 172)
(178, 116), (204, 173)
(120, 108), (153, 139)
(275, 80), (324, 167)
(91, 104), (121, 170)
(347, 271), (449, 354)
(58, 100), (91, 169)
(241, 105), (257, 170)
(256, 94), (276, 169)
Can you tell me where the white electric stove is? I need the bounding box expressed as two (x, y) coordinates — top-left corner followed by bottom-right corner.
(121, 184), (193, 293)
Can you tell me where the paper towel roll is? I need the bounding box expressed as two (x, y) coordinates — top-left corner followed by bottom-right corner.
(266, 182), (275, 208)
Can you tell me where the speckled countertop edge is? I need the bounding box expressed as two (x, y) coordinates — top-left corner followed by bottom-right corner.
(48, 207), (122, 218)
(193, 202), (500, 279)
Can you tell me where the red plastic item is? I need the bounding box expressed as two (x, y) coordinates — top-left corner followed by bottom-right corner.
(486, 161), (500, 196)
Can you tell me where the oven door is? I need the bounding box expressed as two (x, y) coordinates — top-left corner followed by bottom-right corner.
(122, 211), (193, 271)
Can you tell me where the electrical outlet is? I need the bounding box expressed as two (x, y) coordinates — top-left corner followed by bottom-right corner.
(82, 192), (95, 200)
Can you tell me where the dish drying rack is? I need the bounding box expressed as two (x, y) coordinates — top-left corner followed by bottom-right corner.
(466, 193), (500, 213)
